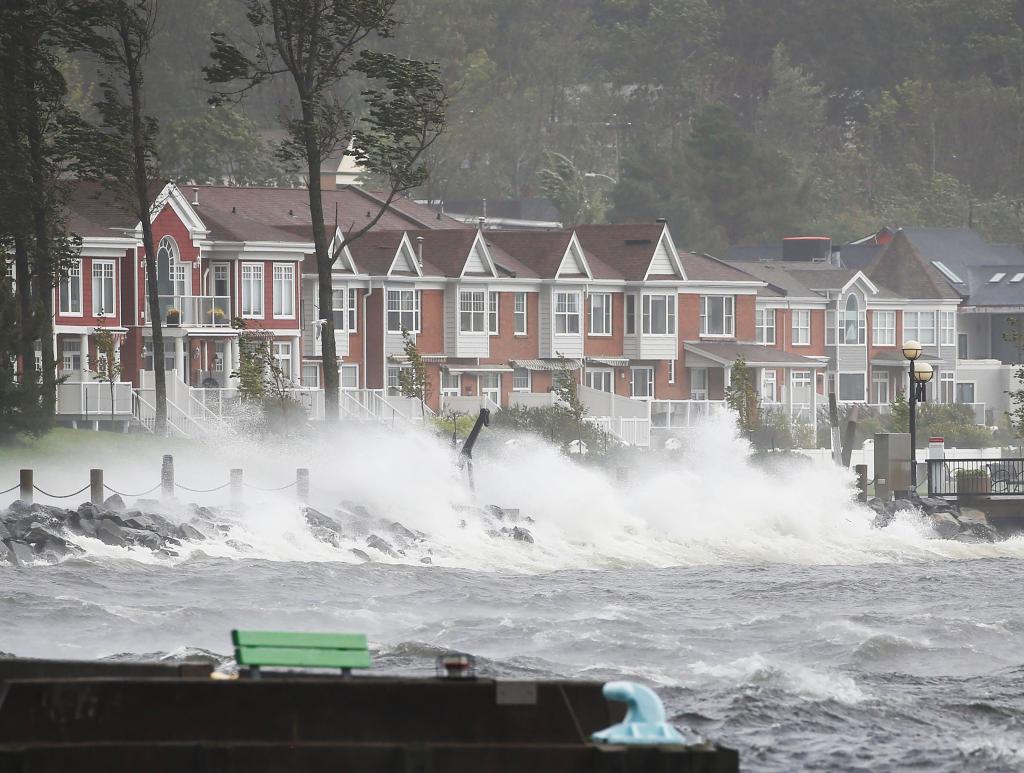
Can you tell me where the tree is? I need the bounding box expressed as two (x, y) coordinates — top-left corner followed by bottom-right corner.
(553, 353), (586, 452)
(206, 0), (446, 424)
(537, 151), (604, 225)
(91, 328), (122, 426)
(725, 356), (760, 436)
(396, 327), (429, 414)
(69, 0), (168, 433)
(233, 323), (304, 433)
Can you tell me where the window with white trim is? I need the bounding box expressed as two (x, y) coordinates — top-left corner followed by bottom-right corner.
(871, 371), (889, 404)
(331, 287), (347, 331)
(386, 289), (420, 332)
(59, 260), (82, 315)
(272, 341), (292, 381)
(459, 290), (487, 333)
(347, 288), (358, 332)
(489, 292), (499, 334)
(957, 382), (975, 404)
(792, 309), (810, 345)
(91, 260), (115, 317)
(668, 360), (675, 384)
(625, 294), (636, 334)
(212, 263), (229, 297)
(643, 294), (675, 335)
(241, 263), (263, 317)
(826, 310), (836, 346)
(761, 369), (777, 402)
(301, 363), (319, 387)
(61, 339), (81, 372)
(791, 370), (812, 406)
(158, 236), (186, 297)
(630, 366), (654, 398)
(903, 310), (935, 345)
(838, 294), (865, 344)
(939, 310), (955, 346)
(513, 292), (527, 335)
(700, 296), (734, 336)
(872, 310), (896, 346)
(690, 367), (708, 400)
(386, 364), (409, 394)
(273, 265), (295, 318)
(838, 372), (865, 402)
(340, 363), (359, 389)
(586, 369), (613, 392)
(755, 308), (775, 344)
(590, 293), (612, 335)
(554, 291), (581, 334)
(939, 370), (954, 404)
(512, 367), (530, 391)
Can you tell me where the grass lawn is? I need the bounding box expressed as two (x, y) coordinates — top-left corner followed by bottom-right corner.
(0, 428), (188, 468)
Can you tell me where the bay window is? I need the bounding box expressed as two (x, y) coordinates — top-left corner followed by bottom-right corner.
(700, 295), (734, 336)
(386, 289), (420, 332)
(489, 292), (499, 334)
(643, 294), (675, 335)
(331, 287), (347, 331)
(554, 291), (581, 334)
(459, 290), (486, 332)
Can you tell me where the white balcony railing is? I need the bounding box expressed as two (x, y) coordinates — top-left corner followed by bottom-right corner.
(650, 399), (727, 428)
(160, 295), (231, 327)
(56, 381), (134, 417)
(440, 394), (502, 416)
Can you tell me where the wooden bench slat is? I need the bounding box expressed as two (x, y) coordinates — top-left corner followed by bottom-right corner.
(232, 630), (367, 650)
(236, 646), (372, 670)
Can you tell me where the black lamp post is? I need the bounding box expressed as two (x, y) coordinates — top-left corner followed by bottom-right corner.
(902, 339), (934, 490)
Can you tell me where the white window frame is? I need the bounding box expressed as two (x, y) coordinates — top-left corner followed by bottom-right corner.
(91, 259), (116, 317)
(826, 309), (836, 346)
(903, 310), (936, 346)
(211, 263), (230, 297)
(642, 293), (676, 335)
(791, 370), (812, 407)
(586, 368), (613, 393)
(387, 289), (420, 333)
(61, 339), (82, 372)
(939, 310), (955, 346)
(755, 308), (776, 345)
(348, 289), (358, 332)
(872, 310), (896, 347)
(791, 309), (810, 346)
(690, 367), (708, 400)
(489, 292), (499, 335)
(272, 264), (295, 319)
(760, 369), (777, 403)
(554, 291), (581, 335)
(838, 295), (865, 345)
(331, 286), (348, 332)
(241, 263), (264, 318)
(59, 259), (82, 316)
(387, 364), (409, 394)
(272, 341), (292, 381)
(589, 292), (612, 336)
(625, 294), (636, 335)
(513, 292), (527, 335)
(630, 366), (655, 399)
(668, 360), (675, 384)
(871, 370), (889, 405)
(340, 363), (359, 390)
(939, 370), (955, 404)
(301, 362), (320, 388)
(512, 367), (531, 391)
(441, 370), (460, 396)
(700, 295), (734, 337)
(459, 289), (487, 333)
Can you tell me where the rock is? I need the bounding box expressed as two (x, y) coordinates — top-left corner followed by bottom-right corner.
(349, 548), (371, 562)
(889, 498), (917, 515)
(419, 556), (433, 565)
(22, 524), (70, 554)
(122, 528), (163, 550)
(157, 547), (180, 558)
(225, 539), (252, 552)
(0, 541), (13, 565)
(76, 502), (102, 521)
(929, 512), (962, 539)
(95, 519), (128, 546)
(366, 534), (399, 558)
(103, 494), (126, 512)
(388, 521), (418, 542)
(6, 500), (31, 516)
(0, 520), (11, 542)
(123, 513), (175, 537)
(5, 540), (35, 565)
(305, 507), (344, 532)
(178, 524), (205, 541)
(918, 496), (953, 514)
(72, 517), (99, 539)
(501, 526), (534, 543)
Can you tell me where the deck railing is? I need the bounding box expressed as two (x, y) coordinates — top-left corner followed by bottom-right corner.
(159, 295), (231, 327)
(56, 381), (134, 417)
(927, 457), (1024, 497)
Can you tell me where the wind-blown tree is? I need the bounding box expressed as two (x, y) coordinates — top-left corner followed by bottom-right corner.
(91, 328), (123, 426)
(69, 0), (168, 433)
(396, 326), (429, 416)
(205, 0), (446, 424)
(0, 0), (81, 425)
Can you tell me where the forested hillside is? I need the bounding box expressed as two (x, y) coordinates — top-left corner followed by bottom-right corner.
(79, 0), (1024, 250)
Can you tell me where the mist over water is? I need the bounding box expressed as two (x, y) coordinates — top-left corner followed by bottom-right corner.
(3, 416), (1024, 771)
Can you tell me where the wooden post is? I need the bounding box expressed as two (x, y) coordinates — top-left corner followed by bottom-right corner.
(230, 469), (243, 508)
(841, 405), (860, 467)
(855, 464), (868, 502)
(19, 469), (32, 504)
(828, 392), (842, 465)
(296, 468), (310, 504)
(161, 455), (175, 499)
(90, 469), (104, 505)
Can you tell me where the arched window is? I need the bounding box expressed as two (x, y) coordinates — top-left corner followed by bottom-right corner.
(840, 294), (864, 344)
(158, 236), (186, 297)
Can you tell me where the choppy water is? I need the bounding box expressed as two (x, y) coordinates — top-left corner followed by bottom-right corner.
(3, 415), (1024, 770)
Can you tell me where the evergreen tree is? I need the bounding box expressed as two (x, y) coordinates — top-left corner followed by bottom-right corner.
(397, 327), (430, 414)
(725, 356), (760, 435)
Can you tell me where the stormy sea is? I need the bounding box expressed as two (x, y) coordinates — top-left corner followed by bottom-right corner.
(3, 415), (1023, 772)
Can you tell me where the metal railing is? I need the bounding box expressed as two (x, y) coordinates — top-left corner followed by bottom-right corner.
(585, 416), (651, 447)
(159, 295), (231, 327)
(927, 457), (1024, 497)
(649, 399), (727, 428)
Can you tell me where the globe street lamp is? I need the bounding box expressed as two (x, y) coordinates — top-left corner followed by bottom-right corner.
(902, 340), (934, 491)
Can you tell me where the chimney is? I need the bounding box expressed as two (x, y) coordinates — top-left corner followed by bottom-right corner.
(416, 236), (424, 268)
(481, 197), (487, 218)
(192, 187), (199, 206)
(477, 216), (486, 230)
(656, 217), (667, 225)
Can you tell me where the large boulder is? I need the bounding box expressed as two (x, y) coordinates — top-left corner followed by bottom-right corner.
(102, 494), (126, 512)
(122, 513), (176, 537)
(349, 548), (371, 563)
(76, 502), (102, 521)
(501, 526), (534, 543)
(929, 512), (962, 539)
(0, 540), (13, 565)
(121, 528), (163, 551)
(95, 519), (128, 547)
(177, 523), (205, 541)
(366, 534), (398, 558)
(4, 540), (35, 565)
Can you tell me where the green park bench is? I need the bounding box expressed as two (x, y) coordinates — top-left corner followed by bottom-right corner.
(232, 629), (372, 678)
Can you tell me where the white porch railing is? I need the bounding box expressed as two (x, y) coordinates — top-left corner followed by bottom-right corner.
(160, 295), (231, 327)
(440, 394), (502, 415)
(56, 381), (134, 417)
(586, 416), (652, 447)
(650, 399), (727, 428)
(339, 389), (428, 425)
(508, 391), (557, 409)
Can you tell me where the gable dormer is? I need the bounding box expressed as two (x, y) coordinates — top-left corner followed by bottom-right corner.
(555, 233), (592, 279)
(461, 230), (498, 277)
(328, 227), (359, 274)
(142, 183), (209, 247)
(388, 233), (423, 277)
(644, 225), (687, 280)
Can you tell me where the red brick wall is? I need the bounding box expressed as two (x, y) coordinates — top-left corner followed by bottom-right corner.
(418, 290), (445, 354)
(678, 293), (700, 341)
(584, 291), (623, 357)
(55, 253), (135, 328)
(735, 295), (756, 340)
(487, 291), (539, 363)
(365, 288), (384, 389)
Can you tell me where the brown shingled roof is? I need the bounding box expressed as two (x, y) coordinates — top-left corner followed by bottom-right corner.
(679, 252), (759, 282)
(574, 224), (668, 280)
(867, 229), (961, 300)
(66, 181), (139, 238)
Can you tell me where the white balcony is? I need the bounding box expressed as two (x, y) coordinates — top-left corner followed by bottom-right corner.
(650, 399), (727, 429)
(56, 381), (134, 417)
(160, 295), (231, 327)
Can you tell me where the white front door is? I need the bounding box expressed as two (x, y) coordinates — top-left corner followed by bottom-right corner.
(480, 373), (501, 406)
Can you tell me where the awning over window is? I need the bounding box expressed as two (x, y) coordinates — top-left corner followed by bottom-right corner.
(511, 358), (584, 371)
(587, 357), (629, 368)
